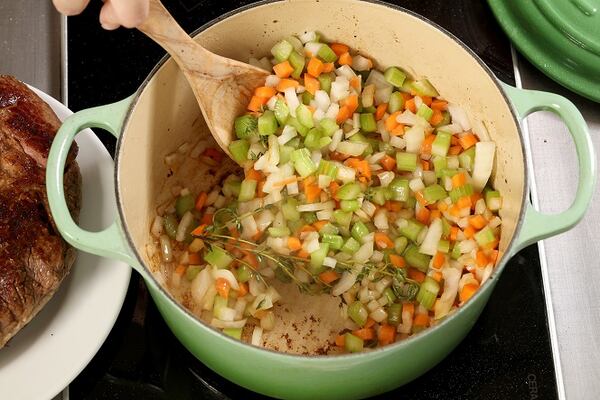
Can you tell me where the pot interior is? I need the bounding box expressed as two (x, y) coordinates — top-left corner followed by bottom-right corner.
(116, 0), (525, 354)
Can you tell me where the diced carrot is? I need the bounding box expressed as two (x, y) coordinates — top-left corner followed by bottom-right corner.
(288, 237), (302, 251)
(448, 145), (462, 155)
(336, 105), (353, 124)
(329, 181), (340, 199)
(297, 249), (310, 259)
(304, 73), (320, 95)
(299, 224), (317, 234)
(415, 191), (428, 206)
(276, 78), (300, 92)
(194, 192), (208, 211)
(385, 200), (403, 212)
(390, 124), (406, 136)
(256, 180), (266, 198)
(451, 135), (460, 145)
(374, 232), (394, 249)
(243, 252), (259, 269)
(352, 327), (375, 341)
(432, 271), (443, 282)
(319, 270), (340, 284)
(400, 92), (413, 101)
(420, 96), (432, 106)
(413, 313), (429, 327)
(255, 86), (277, 99)
(188, 252), (203, 265)
(385, 111), (401, 132)
(245, 168), (263, 181)
(459, 133), (478, 150)
(389, 254), (406, 268)
(437, 201), (448, 211)
(403, 302), (415, 316)
(335, 334), (345, 347)
(307, 57), (324, 77)
(378, 324), (396, 346)
(405, 98), (416, 113)
(429, 210), (441, 222)
(342, 94), (359, 114)
(421, 160), (430, 171)
(345, 158), (371, 180)
(463, 225), (476, 239)
(421, 134), (436, 154)
(247, 95), (267, 112)
(331, 43), (350, 56)
(374, 103), (388, 121)
(459, 283), (479, 302)
(273, 176), (298, 188)
(430, 109), (444, 126)
(200, 213), (213, 225)
(323, 62), (335, 73)
(191, 224), (207, 236)
(430, 100), (448, 111)
(416, 207), (430, 224)
(252, 230), (264, 242)
(237, 282), (248, 297)
(338, 52), (352, 66)
(451, 172), (466, 188)
(476, 251), (489, 267)
(433, 252), (445, 269)
(457, 196), (472, 209)
(313, 220), (329, 231)
(449, 205), (461, 217)
(450, 226), (459, 241)
(215, 278), (230, 299)
(304, 183), (321, 203)
(471, 192), (483, 207)
(273, 61), (294, 78)
(469, 215), (487, 230)
(408, 268), (426, 283)
(175, 264), (186, 276)
(380, 155), (396, 171)
(350, 76), (361, 89)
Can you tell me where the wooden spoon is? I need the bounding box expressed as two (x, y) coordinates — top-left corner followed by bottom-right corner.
(138, 0), (269, 155)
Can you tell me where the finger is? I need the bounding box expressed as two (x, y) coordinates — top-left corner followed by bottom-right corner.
(99, 2), (120, 30)
(110, 0), (149, 28)
(52, 0), (90, 16)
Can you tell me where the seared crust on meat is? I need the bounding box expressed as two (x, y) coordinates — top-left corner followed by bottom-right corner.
(0, 76), (81, 348)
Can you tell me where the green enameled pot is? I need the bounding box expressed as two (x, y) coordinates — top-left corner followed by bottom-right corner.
(46, 1), (596, 398)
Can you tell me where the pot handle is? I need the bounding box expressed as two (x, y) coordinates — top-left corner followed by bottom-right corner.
(501, 83), (596, 252)
(46, 96), (141, 269)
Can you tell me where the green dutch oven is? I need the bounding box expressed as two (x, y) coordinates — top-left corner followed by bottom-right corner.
(46, 1), (596, 398)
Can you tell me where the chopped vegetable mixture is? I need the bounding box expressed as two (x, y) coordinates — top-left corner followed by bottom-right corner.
(152, 32), (503, 353)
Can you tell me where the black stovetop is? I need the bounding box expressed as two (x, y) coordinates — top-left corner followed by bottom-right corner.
(67, 1), (558, 399)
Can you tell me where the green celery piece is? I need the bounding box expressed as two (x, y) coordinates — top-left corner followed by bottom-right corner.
(281, 198), (300, 221)
(360, 113), (377, 132)
(271, 40), (293, 62)
(400, 219), (425, 243)
(319, 118), (338, 136)
(341, 199), (360, 212)
(384, 66), (407, 87)
(317, 44), (338, 63)
(287, 117), (309, 137)
(416, 104), (433, 122)
(408, 78), (439, 97)
(234, 114), (258, 139)
(238, 179), (257, 202)
(416, 276), (440, 310)
(291, 148), (317, 177)
(341, 237), (361, 255)
(278, 145), (294, 164)
(309, 243), (330, 274)
(388, 91), (405, 113)
(223, 328), (242, 340)
(296, 104), (314, 128)
(204, 246), (233, 269)
(319, 223), (339, 236)
(268, 226), (291, 237)
(321, 234), (344, 250)
(344, 333), (364, 353)
(485, 188), (502, 211)
(274, 99), (290, 125)
(302, 91), (314, 105)
(236, 264), (252, 282)
(451, 243), (461, 260)
(351, 221), (369, 242)
(403, 245), (431, 272)
(317, 159), (338, 178)
(347, 302), (367, 327)
(475, 226), (496, 248)
(423, 184), (447, 203)
(396, 152), (418, 172)
(258, 110), (278, 136)
(318, 73), (333, 93)
(458, 146), (476, 171)
(319, 136), (332, 149)
(449, 183), (474, 203)
(302, 212), (318, 225)
(432, 131), (452, 157)
(163, 214), (178, 239)
(433, 110), (451, 127)
(394, 236), (408, 255)
(304, 128), (322, 150)
(185, 265), (202, 281)
(432, 155), (448, 178)
(175, 194), (195, 218)
(333, 210), (352, 228)
(437, 240), (450, 253)
(387, 303), (403, 326)
(228, 140), (250, 165)
(337, 182), (361, 200)
(288, 51), (306, 79)
(389, 178), (410, 202)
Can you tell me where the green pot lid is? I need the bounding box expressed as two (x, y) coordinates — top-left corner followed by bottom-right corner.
(489, 0), (600, 102)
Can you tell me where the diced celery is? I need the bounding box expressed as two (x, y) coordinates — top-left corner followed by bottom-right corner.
(437, 239), (450, 253)
(322, 234), (344, 250)
(363, 105), (376, 114)
(341, 199), (360, 212)
(449, 183), (474, 203)
(213, 295), (228, 317)
(223, 328), (243, 340)
(319, 118), (338, 136)
(405, 195), (416, 209)
(281, 198), (300, 221)
(274, 99), (290, 125)
(404, 245), (431, 272)
(302, 91), (314, 105)
(408, 78), (439, 97)
(296, 104), (314, 128)
(304, 128), (322, 150)
(360, 113), (377, 132)
(485, 189), (503, 211)
(400, 219), (425, 243)
(268, 226), (291, 237)
(341, 237), (361, 254)
(394, 236), (408, 255)
(319, 136), (332, 148)
(291, 148), (317, 177)
(176, 194), (195, 218)
(388, 91), (405, 113)
(423, 184), (447, 203)
(387, 303), (403, 326)
(279, 145), (294, 164)
(319, 223), (339, 235)
(238, 179), (257, 202)
(302, 212), (318, 224)
(271, 39), (294, 62)
(396, 152), (418, 172)
(318, 73), (333, 93)
(163, 214), (178, 239)
(432, 155), (448, 178)
(368, 186), (389, 206)
(344, 333), (364, 353)
(348, 131), (368, 143)
(416, 276), (440, 310)
(236, 264), (252, 282)
(442, 218), (451, 238)
(458, 146), (476, 171)
(185, 265), (202, 281)
(234, 114), (258, 139)
(433, 110), (451, 127)
(309, 243), (330, 274)
(384, 66), (407, 87)
(317, 159), (338, 178)
(475, 226), (496, 248)
(287, 137), (302, 148)
(351, 221), (369, 242)
(451, 243), (461, 260)
(348, 301), (368, 327)
(432, 131), (452, 157)
(288, 219), (304, 235)
(333, 210), (353, 228)
(337, 182), (361, 200)
(287, 117), (309, 136)
(383, 287), (397, 304)
(258, 110), (278, 136)
(416, 104), (433, 122)
(389, 178), (410, 201)
(205, 246), (233, 269)
(229, 139), (250, 164)
(317, 44), (338, 63)
(288, 51), (306, 79)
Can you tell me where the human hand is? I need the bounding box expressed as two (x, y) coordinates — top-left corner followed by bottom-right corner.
(52, 0), (149, 30)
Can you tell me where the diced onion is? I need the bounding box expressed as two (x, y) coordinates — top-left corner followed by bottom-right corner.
(212, 268), (240, 290)
(324, 257), (337, 268)
(374, 210), (389, 230)
(352, 55), (372, 71)
(175, 211), (194, 242)
(251, 326), (264, 346)
(297, 200), (335, 212)
(326, 103), (340, 120)
(389, 136), (406, 149)
(314, 90), (331, 111)
(369, 308), (388, 323)
(159, 234), (172, 262)
(278, 125), (297, 145)
(337, 141), (368, 156)
(304, 41), (323, 56)
(332, 271), (357, 296)
(377, 171), (395, 187)
(303, 232), (321, 253)
(354, 241), (374, 263)
(151, 216), (163, 237)
(240, 215), (259, 239)
(336, 65), (358, 80)
(265, 74), (280, 87)
(329, 129), (343, 152)
(284, 87), (300, 117)
(211, 318), (247, 329)
(404, 125), (425, 154)
(448, 104), (471, 131)
(191, 268), (212, 304)
(317, 209), (333, 220)
(472, 141), (496, 192)
(419, 218), (443, 256)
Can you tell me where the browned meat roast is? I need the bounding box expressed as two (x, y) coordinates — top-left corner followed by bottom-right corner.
(0, 75), (81, 348)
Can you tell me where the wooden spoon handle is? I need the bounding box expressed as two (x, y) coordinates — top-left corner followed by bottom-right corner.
(138, 0), (211, 72)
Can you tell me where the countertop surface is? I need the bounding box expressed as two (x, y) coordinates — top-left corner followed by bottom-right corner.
(1, 1), (599, 399)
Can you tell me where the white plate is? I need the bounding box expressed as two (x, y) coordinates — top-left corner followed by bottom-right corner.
(0, 87), (131, 399)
